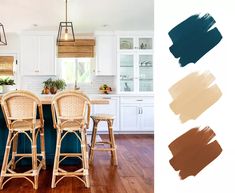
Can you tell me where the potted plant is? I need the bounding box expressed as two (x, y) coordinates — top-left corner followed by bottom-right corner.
(49, 80), (57, 94)
(42, 78), (67, 94)
(54, 79), (66, 91)
(0, 77), (16, 93)
(42, 78), (52, 94)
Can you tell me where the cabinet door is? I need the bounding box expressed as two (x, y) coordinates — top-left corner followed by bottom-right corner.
(96, 35), (116, 76)
(120, 104), (140, 131)
(119, 37), (134, 50)
(119, 53), (135, 92)
(90, 97), (119, 131)
(38, 35), (56, 75)
(138, 54), (153, 92)
(21, 36), (38, 75)
(140, 105), (154, 131)
(138, 37), (153, 50)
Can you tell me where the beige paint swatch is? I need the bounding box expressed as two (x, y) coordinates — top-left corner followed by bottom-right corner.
(169, 71), (222, 123)
(169, 126), (222, 179)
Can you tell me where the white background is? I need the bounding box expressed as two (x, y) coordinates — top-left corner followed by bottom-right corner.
(155, 0), (235, 192)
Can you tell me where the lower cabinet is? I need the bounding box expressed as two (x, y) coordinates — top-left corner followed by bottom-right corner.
(87, 95), (154, 133)
(88, 96), (120, 132)
(120, 96), (154, 132)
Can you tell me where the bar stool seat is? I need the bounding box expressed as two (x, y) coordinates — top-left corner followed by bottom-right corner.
(90, 114), (118, 165)
(90, 114), (115, 120)
(12, 119), (42, 131)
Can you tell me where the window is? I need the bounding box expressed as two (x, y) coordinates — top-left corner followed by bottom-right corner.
(0, 54), (18, 93)
(59, 58), (92, 86)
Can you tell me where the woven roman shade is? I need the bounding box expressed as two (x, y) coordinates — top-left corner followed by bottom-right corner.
(57, 39), (95, 58)
(0, 56), (14, 76)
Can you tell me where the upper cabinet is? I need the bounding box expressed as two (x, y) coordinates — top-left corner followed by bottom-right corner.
(95, 32), (116, 76)
(117, 32), (154, 93)
(21, 33), (56, 76)
(119, 36), (153, 51)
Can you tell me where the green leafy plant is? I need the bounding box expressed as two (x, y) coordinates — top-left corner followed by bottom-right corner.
(42, 78), (53, 88)
(0, 77), (15, 85)
(54, 79), (66, 90)
(42, 78), (66, 94)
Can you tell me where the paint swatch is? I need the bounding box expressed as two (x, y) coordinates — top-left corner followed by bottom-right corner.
(169, 126), (222, 179)
(168, 13), (222, 67)
(169, 71), (222, 123)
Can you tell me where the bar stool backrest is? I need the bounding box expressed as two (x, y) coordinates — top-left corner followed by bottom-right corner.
(1, 90), (43, 130)
(51, 90), (91, 128)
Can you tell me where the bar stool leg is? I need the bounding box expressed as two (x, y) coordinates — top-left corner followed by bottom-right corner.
(51, 130), (62, 188)
(40, 127), (46, 170)
(11, 132), (18, 170)
(108, 119), (118, 166)
(81, 129), (90, 188)
(89, 119), (99, 164)
(0, 131), (13, 189)
(32, 130), (38, 189)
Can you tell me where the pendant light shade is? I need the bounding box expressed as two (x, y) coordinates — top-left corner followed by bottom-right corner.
(0, 23), (7, 46)
(57, 0), (75, 45)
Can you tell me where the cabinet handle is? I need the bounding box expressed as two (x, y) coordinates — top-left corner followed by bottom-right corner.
(35, 70), (39, 72)
(138, 107), (141, 114)
(141, 107), (143, 114)
(136, 99), (143, 102)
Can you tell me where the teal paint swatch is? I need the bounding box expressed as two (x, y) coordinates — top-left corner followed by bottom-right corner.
(169, 13), (222, 67)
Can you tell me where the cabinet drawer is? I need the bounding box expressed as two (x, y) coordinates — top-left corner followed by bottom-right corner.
(120, 96), (154, 104)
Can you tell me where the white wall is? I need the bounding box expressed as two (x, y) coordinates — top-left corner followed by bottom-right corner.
(155, 0), (235, 192)
(0, 33), (20, 53)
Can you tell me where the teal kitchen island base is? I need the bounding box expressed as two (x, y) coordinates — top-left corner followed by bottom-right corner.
(0, 105), (82, 166)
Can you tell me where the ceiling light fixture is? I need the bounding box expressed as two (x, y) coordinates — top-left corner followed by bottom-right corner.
(0, 23), (7, 46)
(57, 0), (75, 45)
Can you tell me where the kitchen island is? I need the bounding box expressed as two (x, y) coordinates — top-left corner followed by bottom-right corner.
(0, 95), (109, 165)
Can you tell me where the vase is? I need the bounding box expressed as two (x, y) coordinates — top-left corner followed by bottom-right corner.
(2, 85), (16, 93)
(50, 87), (57, 94)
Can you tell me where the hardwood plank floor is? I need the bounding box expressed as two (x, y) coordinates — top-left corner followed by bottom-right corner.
(0, 134), (154, 193)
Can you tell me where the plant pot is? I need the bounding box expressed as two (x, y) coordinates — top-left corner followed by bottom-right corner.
(50, 87), (57, 94)
(42, 87), (50, 94)
(2, 85), (16, 93)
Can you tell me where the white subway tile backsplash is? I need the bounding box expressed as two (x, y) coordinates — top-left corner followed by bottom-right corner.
(20, 75), (116, 94)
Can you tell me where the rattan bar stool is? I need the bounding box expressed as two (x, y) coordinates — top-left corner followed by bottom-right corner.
(0, 90), (46, 190)
(51, 90), (91, 188)
(89, 114), (118, 165)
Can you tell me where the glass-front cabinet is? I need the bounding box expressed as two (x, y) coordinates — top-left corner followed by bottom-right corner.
(119, 37), (153, 51)
(118, 34), (153, 93)
(139, 54), (153, 92)
(119, 54), (134, 92)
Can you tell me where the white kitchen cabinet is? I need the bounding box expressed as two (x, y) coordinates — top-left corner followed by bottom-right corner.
(88, 96), (119, 132)
(117, 32), (154, 93)
(21, 34), (56, 76)
(95, 32), (116, 76)
(120, 96), (154, 132)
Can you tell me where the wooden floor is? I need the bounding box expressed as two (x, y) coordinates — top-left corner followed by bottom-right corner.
(0, 134), (154, 193)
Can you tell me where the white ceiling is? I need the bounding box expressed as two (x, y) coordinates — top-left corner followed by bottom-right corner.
(0, 0), (154, 33)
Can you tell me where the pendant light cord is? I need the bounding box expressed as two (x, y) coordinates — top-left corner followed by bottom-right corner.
(65, 0), (67, 23)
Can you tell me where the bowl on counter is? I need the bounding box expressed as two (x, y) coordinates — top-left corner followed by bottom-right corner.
(99, 88), (112, 94)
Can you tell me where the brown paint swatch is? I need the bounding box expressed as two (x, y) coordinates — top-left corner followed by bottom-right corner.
(169, 71), (222, 123)
(169, 126), (222, 179)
